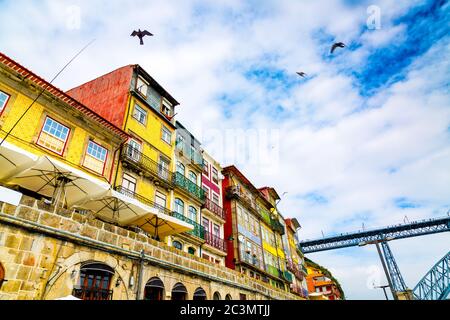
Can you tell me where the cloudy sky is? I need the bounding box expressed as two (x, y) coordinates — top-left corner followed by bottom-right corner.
(1, 0), (449, 299)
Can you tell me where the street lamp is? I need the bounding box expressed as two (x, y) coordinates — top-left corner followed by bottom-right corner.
(373, 284), (390, 300)
(359, 237), (398, 300)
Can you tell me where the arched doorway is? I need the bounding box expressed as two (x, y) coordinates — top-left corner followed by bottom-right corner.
(225, 294), (232, 300)
(213, 291), (221, 300)
(73, 262), (114, 300)
(0, 263), (5, 289)
(144, 277), (164, 300)
(171, 282), (187, 300)
(193, 287), (207, 300)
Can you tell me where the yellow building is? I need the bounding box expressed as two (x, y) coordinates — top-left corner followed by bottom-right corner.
(67, 64), (181, 241)
(0, 52), (128, 190)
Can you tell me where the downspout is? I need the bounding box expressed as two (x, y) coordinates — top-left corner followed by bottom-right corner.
(135, 249), (145, 300)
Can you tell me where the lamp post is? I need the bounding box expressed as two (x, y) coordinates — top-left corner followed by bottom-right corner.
(373, 284), (390, 300)
(359, 237), (398, 300)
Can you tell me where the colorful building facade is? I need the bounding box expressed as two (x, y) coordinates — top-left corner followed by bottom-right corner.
(306, 265), (342, 300)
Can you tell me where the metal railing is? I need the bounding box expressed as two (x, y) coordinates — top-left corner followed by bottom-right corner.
(175, 142), (204, 168)
(172, 172), (205, 202)
(171, 211), (205, 239)
(202, 197), (225, 220)
(266, 264), (280, 278)
(240, 251), (261, 268)
(283, 270), (293, 282)
(114, 186), (172, 216)
(204, 231), (227, 252)
(72, 287), (113, 300)
(120, 144), (172, 186)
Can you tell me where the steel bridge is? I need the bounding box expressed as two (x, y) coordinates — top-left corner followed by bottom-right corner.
(299, 215), (450, 300)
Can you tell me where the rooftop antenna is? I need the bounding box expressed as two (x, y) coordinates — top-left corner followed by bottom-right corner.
(0, 39), (96, 147)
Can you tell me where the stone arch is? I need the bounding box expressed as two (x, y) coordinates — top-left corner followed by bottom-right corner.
(225, 293), (232, 300)
(43, 251), (131, 300)
(144, 277), (165, 300)
(193, 287), (207, 300)
(171, 282), (188, 300)
(213, 291), (221, 300)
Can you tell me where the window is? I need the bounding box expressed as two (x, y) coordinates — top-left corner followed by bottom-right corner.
(188, 206), (197, 222)
(127, 139), (142, 161)
(188, 171), (197, 184)
(176, 135), (185, 151)
(202, 217), (210, 232)
(122, 174), (137, 193)
(132, 104), (147, 125)
(172, 241), (182, 250)
(188, 247), (196, 255)
(212, 193), (219, 205)
(239, 293), (247, 300)
(161, 126), (171, 144)
(147, 86), (161, 110)
(202, 160), (209, 176)
(155, 191), (166, 209)
(175, 198), (184, 215)
(212, 167), (219, 184)
(74, 262), (114, 300)
(158, 156), (170, 180)
(202, 185), (210, 199)
(136, 76), (148, 97)
(37, 117), (70, 155)
(213, 224), (220, 237)
(0, 90), (10, 114)
(176, 161), (185, 175)
(83, 141), (108, 174)
(161, 101), (171, 117)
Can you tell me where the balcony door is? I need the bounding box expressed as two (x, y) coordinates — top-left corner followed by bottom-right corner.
(74, 262), (114, 300)
(127, 139), (142, 162)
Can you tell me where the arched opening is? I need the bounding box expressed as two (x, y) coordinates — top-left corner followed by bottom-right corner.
(225, 294), (232, 300)
(213, 291), (221, 300)
(171, 282), (187, 300)
(172, 240), (183, 251)
(193, 287), (207, 300)
(73, 262), (114, 300)
(144, 277), (164, 300)
(0, 263), (5, 289)
(188, 247), (196, 255)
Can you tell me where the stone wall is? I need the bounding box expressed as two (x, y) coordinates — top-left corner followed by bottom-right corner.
(0, 195), (303, 300)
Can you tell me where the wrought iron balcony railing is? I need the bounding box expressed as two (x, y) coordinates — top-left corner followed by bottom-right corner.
(204, 231), (227, 252)
(120, 144), (172, 186)
(202, 197), (225, 220)
(171, 211), (205, 240)
(114, 186), (172, 216)
(72, 287), (113, 300)
(172, 172), (205, 203)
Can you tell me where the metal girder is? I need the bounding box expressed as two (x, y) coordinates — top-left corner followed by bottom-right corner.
(380, 241), (408, 293)
(413, 251), (450, 300)
(299, 216), (450, 254)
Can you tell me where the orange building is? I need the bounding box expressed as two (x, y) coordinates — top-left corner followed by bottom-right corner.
(306, 264), (343, 300)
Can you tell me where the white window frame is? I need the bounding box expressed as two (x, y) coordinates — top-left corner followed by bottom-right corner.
(83, 140), (108, 174)
(136, 76), (148, 97)
(132, 103), (147, 125)
(36, 116), (70, 155)
(122, 173), (137, 193)
(161, 125), (172, 145)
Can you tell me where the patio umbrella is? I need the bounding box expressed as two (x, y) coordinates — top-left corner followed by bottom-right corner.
(72, 188), (159, 225)
(3, 155), (110, 207)
(123, 210), (194, 239)
(55, 294), (81, 300)
(0, 140), (39, 181)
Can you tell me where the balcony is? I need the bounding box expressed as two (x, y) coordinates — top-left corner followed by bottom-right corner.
(120, 144), (172, 188)
(172, 172), (205, 203)
(286, 259), (304, 280)
(175, 142), (204, 170)
(283, 270), (293, 283)
(202, 197), (225, 220)
(270, 217), (285, 235)
(114, 186), (172, 216)
(266, 264), (280, 278)
(72, 287), (113, 300)
(172, 211), (205, 240)
(225, 186), (257, 213)
(240, 250), (261, 269)
(204, 231), (227, 252)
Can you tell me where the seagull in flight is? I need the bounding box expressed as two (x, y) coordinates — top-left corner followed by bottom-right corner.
(296, 72), (307, 78)
(131, 29), (153, 45)
(330, 42), (346, 54)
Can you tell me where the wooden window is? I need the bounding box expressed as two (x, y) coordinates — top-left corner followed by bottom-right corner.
(202, 160), (209, 177)
(212, 192), (219, 205)
(202, 217), (209, 232)
(158, 156), (170, 180)
(188, 206), (197, 222)
(132, 103), (147, 125)
(161, 125), (171, 144)
(213, 224), (220, 237)
(188, 171), (197, 184)
(83, 141), (108, 174)
(0, 90), (10, 115)
(176, 161), (185, 175)
(75, 263), (114, 300)
(202, 185), (210, 199)
(37, 116), (70, 155)
(122, 173), (137, 192)
(155, 191), (166, 208)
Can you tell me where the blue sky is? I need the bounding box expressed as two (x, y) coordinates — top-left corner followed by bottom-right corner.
(0, 0), (449, 300)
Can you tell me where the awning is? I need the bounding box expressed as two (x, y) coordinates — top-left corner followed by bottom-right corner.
(0, 140), (38, 181)
(172, 283), (187, 293)
(123, 210), (194, 238)
(72, 188), (159, 225)
(194, 287), (207, 297)
(145, 277), (164, 289)
(3, 155), (110, 206)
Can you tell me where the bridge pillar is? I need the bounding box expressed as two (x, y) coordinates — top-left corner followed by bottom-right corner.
(396, 290), (414, 300)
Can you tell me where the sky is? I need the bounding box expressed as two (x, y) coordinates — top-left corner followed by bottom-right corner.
(0, 0), (449, 299)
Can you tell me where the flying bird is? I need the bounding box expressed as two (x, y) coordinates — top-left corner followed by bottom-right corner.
(131, 29), (153, 45)
(330, 42), (345, 54)
(296, 72), (307, 78)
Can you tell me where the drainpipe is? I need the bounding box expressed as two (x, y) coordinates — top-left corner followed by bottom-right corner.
(135, 249), (145, 300)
